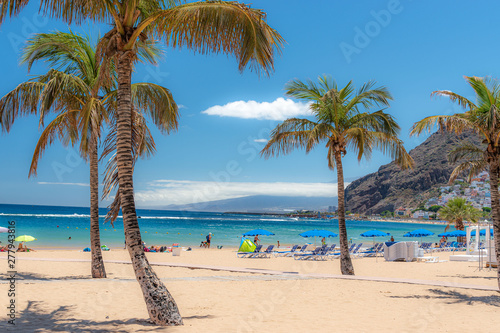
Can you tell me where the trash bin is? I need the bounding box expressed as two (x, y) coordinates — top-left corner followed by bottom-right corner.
(172, 247), (181, 256)
(418, 248), (424, 257)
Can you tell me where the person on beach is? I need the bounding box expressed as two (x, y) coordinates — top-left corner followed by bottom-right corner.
(390, 236), (395, 242)
(206, 233), (212, 248)
(254, 235), (260, 245)
(321, 237), (326, 246)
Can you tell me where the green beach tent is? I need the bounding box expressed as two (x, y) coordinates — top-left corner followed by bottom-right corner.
(238, 238), (256, 252)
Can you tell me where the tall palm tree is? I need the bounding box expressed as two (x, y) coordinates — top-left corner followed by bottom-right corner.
(1, 1), (283, 325)
(261, 75), (414, 275)
(410, 76), (500, 289)
(439, 197), (481, 235)
(0, 31), (178, 280)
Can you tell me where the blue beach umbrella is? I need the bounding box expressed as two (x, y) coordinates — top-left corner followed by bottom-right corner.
(299, 229), (337, 245)
(360, 230), (390, 246)
(242, 229), (275, 237)
(299, 230), (338, 238)
(360, 230), (390, 238)
(439, 230), (466, 238)
(403, 228), (434, 244)
(471, 229), (494, 237)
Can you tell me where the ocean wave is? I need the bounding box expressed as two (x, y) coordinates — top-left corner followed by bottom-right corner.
(0, 213), (91, 218)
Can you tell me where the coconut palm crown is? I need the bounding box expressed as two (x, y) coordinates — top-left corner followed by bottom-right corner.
(439, 197), (481, 232)
(410, 75), (500, 290)
(261, 75), (414, 276)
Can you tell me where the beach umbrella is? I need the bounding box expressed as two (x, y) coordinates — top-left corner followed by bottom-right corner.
(403, 228), (434, 244)
(242, 229), (275, 236)
(299, 229), (338, 238)
(471, 229), (494, 237)
(14, 235), (36, 242)
(299, 229), (338, 246)
(360, 230), (390, 237)
(0, 227), (9, 233)
(439, 230), (466, 238)
(360, 230), (390, 246)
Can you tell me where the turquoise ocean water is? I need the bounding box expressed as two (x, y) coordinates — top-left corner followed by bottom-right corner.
(0, 203), (450, 249)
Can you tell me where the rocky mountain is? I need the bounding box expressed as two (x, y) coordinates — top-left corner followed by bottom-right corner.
(344, 131), (483, 214)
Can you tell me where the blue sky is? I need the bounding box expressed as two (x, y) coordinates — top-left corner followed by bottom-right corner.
(1, 0), (499, 208)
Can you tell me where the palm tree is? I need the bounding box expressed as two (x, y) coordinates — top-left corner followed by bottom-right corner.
(439, 197), (481, 239)
(0, 31), (178, 280)
(410, 76), (500, 290)
(261, 75), (414, 275)
(1, 1), (283, 325)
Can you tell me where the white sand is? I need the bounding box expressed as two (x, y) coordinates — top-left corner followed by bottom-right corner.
(1, 248), (499, 332)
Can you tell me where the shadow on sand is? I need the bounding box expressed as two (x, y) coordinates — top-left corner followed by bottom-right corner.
(0, 272), (91, 281)
(0, 301), (177, 332)
(388, 288), (500, 307)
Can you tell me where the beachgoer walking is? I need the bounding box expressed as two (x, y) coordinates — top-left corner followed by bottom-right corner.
(254, 235), (260, 245)
(321, 237), (326, 246)
(206, 233), (212, 248)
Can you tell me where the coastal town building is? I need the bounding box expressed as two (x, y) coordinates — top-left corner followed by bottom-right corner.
(425, 171), (491, 210)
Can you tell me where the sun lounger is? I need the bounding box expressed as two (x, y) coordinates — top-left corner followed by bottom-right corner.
(255, 245), (275, 258)
(350, 243), (364, 258)
(237, 245), (262, 258)
(276, 244), (299, 257)
(293, 246), (322, 260)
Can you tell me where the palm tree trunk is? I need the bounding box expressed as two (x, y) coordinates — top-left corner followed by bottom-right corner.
(90, 133), (106, 278)
(455, 218), (465, 243)
(334, 151), (354, 275)
(116, 51), (183, 326)
(487, 157), (500, 290)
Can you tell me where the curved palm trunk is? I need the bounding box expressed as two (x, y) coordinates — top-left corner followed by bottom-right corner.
(487, 155), (500, 290)
(89, 134), (106, 278)
(334, 152), (354, 275)
(116, 52), (183, 326)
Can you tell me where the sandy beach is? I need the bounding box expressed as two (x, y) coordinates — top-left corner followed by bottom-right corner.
(1, 247), (499, 332)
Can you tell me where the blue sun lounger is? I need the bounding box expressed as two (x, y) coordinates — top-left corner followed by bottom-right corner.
(276, 244), (299, 257)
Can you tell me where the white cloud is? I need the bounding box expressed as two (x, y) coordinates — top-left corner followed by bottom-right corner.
(253, 139), (268, 143)
(38, 182), (89, 187)
(134, 179), (347, 206)
(201, 98), (313, 120)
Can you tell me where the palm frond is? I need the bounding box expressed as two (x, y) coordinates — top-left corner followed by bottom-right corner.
(431, 90), (476, 110)
(39, 0), (114, 25)
(409, 114), (475, 137)
(345, 83), (393, 111)
(449, 160), (488, 183)
(0, 0), (29, 24)
(260, 118), (325, 158)
(101, 109), (157, 223)
(0, 81), (45, 132)
(135, 1), (284, 75)
(131, 82), (179, 133)
(448, 142), (485, 165)
(447, 142), (488, 182)
(29, 110), (80, 177)
(350, 110), (400, 137)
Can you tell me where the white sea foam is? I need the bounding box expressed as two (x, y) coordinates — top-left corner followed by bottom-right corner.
(0, 213), (91, 218)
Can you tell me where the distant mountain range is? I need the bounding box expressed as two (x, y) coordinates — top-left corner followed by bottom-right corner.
(161, 195), (337, 213)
